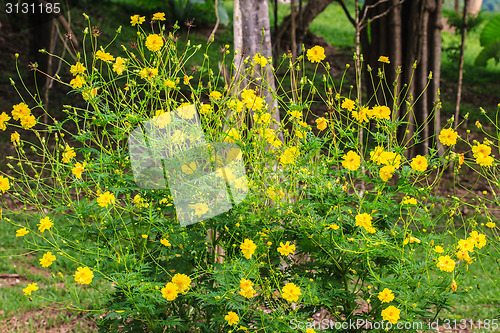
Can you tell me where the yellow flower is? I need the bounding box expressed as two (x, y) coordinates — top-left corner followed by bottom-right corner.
(252, 53), (268, 67)
(70, 62), (86, 76)
(172, 273), (191, 293)
(456, 249), (473, 264)
(355, 213), (372, 230)
(210, 91), (222, 100)
(468, 231), (486, 249)
(472, 143), (491, 158)
(342, 150), (361, 171)
(178, 104), (196, 120)
(39, 252), (56, 268)
(160, 239), (171, 247)
(189, 202), (209, 217)
(451, 279), (458, 292)
(381, 305), (400, 324)
(378, 56), (390, 64)
(72, 162), (87, 179)
(152, 12), (166, 21)
(130, 14), (145, 26)
(316, 117), (328, 131)
(306, 330), (316, 333)
(113, 57), (127, 75)
(20, 114), (36, 129)
(277, 241), (296, 256)
(181, 162), (197, 175)
(0, 175), (10, 194)
(95, 50), (115, 62)
(82, 87), (98, 101)
(74, 266), (93, 285)
(239, 278), (256, 298)
(11, 102), (31, 121)
(0, 112), (11, 130)
(141, 234), (148, 239)
(10, 131), (20, 145)
(476, 154), (493, 167)
(306, 45), (325, 63)
(16, 227), (29, 237)
(401, 196), (417, 205)
(437, 255), (455, 272)
(38, 216), (53, 232)
(70, 75), (85, 89)
(62, 146), (76, 163)
(439, 128), (458, 146)
(281, 282), (301, 302)
(378, 288), (395, 303)
(161, 282), (179, 300)
(370, 146), (385, 165)
(145, 34), (164, 52)
(154, 111), (172, 129)
(240, 239), (257, 259)
(183, 75), (193, 85)
(225, 311), (239, 326)
(370, 105), (391, 120)
(486, 222), (496, 228)
(458, 153), (465, 168)
(165, 79), (176, 89)
(410, 155), (428, 172)
(341, 98), (355, 111)
(280, 146), (299, 166)
(403, 236), (421, 245)
(23, 282), (38, 296)
(458, 238), (474, 252)
(434, 246), (444, 253)
(97, 191), (115, 207)
(352, 107), (369, 122)
(289, 110), (302, 119)
(379, 165), (395, 182)
(253, 112), (271, 125)
(199, 104), (213, 115)
(327, 224), (340, 230)
(139, 67), (158, 81)
(379, 151), (401, 168)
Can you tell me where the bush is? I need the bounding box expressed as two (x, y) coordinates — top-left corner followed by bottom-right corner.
(1, 11), (499, 332)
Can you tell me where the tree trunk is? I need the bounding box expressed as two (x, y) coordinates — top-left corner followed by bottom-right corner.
(360, 0), (443, 157)
(275, 0), (336, 52)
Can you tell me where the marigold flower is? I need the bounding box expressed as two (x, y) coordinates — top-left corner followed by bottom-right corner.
(38, 216), (53, 232)
(433, 246), (444, 253)
(468, 231), (486, 249)
(97, 191), (115, 207)
(74, 266), (93, 285)
(378, 56), (390, 64)
(39, 252), (56, 268)
(439, 128), (458, 146)
(12, 102), (31, 121)
(160, 238), (171, 247)
(152, 12), (166, 21)
(189, 202), (209, 217)
(225, 311), (239, 326)
(306, 45), (325, 63)
(0, 112), (11, 130)
(352, 107), (369, 122)
(277, 241), (296, 256)
(172, 273), (191, 293)
(239, 278), (256, 298)
(130, 14), (145, 26)
(161, 282), (178, 300)
(70, 62), (86, 76)
(16, 227), (29, 237)
(210, 91), (222, 100)
(62, 146), (76, 163)
(253, 53), (268, 67)
(451, 279), (458, 292)
(410, 155), (428, 172)
(139, 67), (158, 81)
(20, 114), (36, 129)
(23, 282), (39, 296)
(378, 288), (395, 303)
(486, 222), (496, 228)
(403, 236), (421, 245)
(0, 175), (10, 193)
(355, 213), (373, 230)
(113, 57), (127, 75)
(240, 239), (257, 259)
(379, 165), (395, 182)
(70, 75), (85, 89)
(437, 255), (456, 272)
(381, 305), (400, 324)
(401, 196), (417, 205)
(341, 98), (355, 111)
(370, 146), (385, 164)
(165, 79), (176, 89)
(315, 117), (328, 131)
(280, 146), (299, 166)
(456, 249), (473, 264)
(327, 224), (340, 230)
(72, 162), (87, 179)
(342, 150), (361, 171)
(145, 34), (164, 52)
(476, 154), (493, 167)
(183, 75), (193, 85)
(95, 50), (115, 62)
(370, 105), (391, 120)
(281, 282), (301, 302)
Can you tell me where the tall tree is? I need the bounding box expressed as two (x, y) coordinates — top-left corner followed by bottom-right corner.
(358, 0), (444, 156)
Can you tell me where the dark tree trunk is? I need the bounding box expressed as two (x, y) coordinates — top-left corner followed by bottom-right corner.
(360, 0), (443, 157)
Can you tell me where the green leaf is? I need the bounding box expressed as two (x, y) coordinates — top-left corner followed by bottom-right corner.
(474, 40), (500, 66)
(480, 14), (500, 47)
(217, 1), (229, 26)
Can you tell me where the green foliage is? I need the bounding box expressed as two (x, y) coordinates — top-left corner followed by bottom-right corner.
(475, 14), (500, 66)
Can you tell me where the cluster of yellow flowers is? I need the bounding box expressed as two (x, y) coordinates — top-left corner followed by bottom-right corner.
(355, 213), (376, 234)
(472, 142), (493, 167)
(161, 273), (192, 301)
(377, 288), (400, 324)
(239, 278), (256, 298)
(341, 98), (391, 122)
(7, 102), (36, 130)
